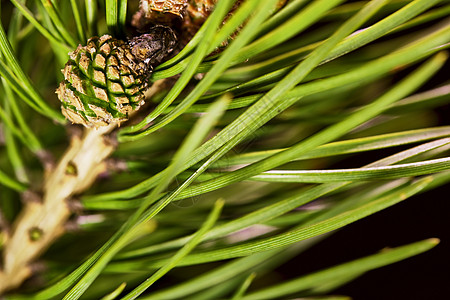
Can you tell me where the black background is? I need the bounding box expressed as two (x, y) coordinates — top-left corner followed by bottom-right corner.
(282, 183), (450, 300)
(276, 103), (450, 299)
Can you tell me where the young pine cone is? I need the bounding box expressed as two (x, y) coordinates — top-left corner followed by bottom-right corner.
(57, 26), (177, 128)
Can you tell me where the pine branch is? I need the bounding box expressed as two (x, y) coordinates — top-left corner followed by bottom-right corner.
(0, 0), (449, 298)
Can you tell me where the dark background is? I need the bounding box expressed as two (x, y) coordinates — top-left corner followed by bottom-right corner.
(276, 103), (450, 299)
(337, 185), (449, 299)
(292, 183), (450, 299)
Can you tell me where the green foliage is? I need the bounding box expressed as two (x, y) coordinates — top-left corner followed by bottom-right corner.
(0, 0), (449, 299)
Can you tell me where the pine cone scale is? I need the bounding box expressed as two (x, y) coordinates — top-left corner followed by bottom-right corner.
(93, 54), (106, 70)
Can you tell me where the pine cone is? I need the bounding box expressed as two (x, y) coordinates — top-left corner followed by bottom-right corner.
(142, 0), (188, 17)
(57, 26), (177, 128)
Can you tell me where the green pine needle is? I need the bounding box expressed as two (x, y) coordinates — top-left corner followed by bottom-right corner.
(1, 0), (449, 299)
